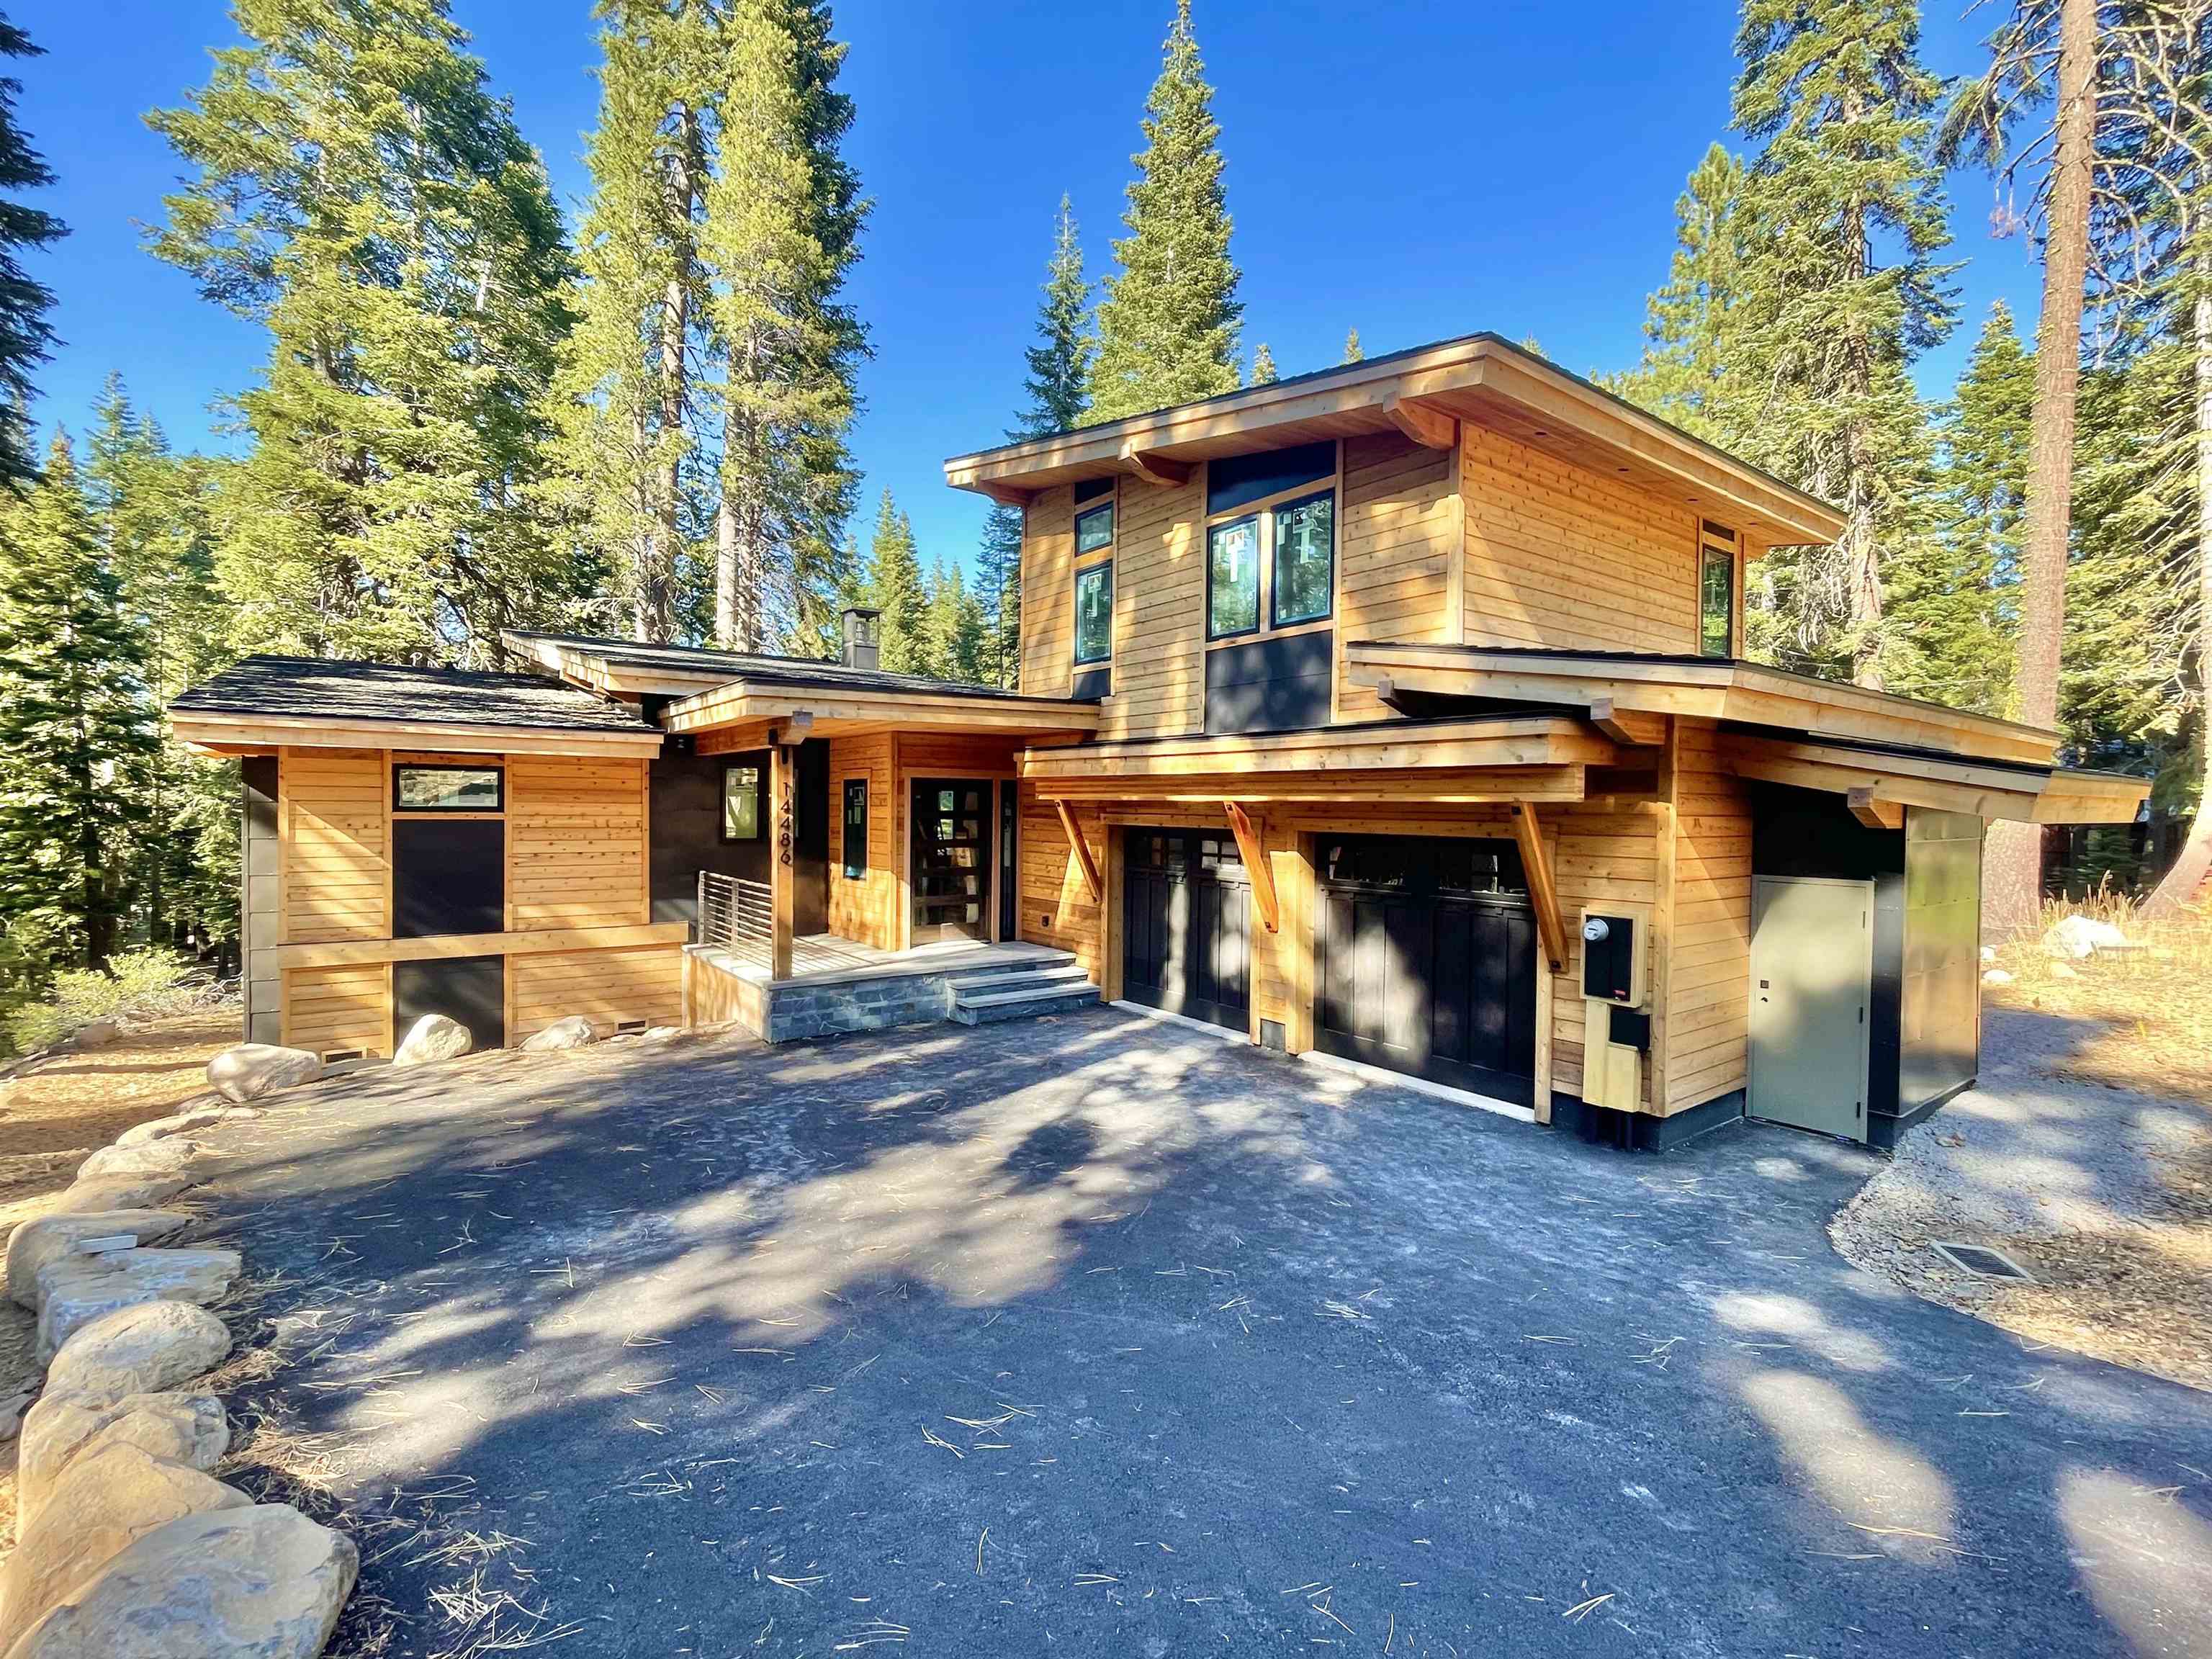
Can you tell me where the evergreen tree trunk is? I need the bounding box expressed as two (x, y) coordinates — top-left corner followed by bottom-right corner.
(2146, 280), (2212, 916)
(642, 107), (701, 644)
(1985, 0), (2094, 936)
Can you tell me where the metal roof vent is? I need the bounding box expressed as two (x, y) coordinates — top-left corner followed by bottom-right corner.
(1930, 1241), (2035, 1282)
(842, 606), (881, 672)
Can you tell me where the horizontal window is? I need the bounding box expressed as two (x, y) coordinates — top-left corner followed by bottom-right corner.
(1207, 514), (1262, 639)
(721, 763), (762, 842)
(1074, 561), (1112, 664)
(393, 765), (502, 812)
(1271, 490), (1335, 628)
(1075, 501), (1114, 556)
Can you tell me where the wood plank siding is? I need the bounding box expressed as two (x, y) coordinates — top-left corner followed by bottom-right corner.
(508, 756), (649, 930)
(1336, 432), (1459, 723)
(1102, 469), (1205, 739)
(1019, 486), (1076, 698)
(511, 945), (683, 1043)
(279, 748), (387, 944)
(1658, 719), (1753, 1112)
(828, 732), (899, 950)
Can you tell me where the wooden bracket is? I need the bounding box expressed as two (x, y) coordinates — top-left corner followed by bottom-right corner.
(1223, 802), (1280, 934)
(1848, 787), (1904, 830)
(773, 710), (815, 745)
(1511, 801), (1568, 974)
(1119, 443), (1192, 488)
(1588, 698), (1666, 747)
(1056, 799), (1103, 902)
(1383, 393), (1458, 452)
(975, 482), (1031, 508)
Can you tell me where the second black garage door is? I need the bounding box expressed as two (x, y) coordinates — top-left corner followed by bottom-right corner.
(1316, 834), (1538, 1105)
(1123, 828), (1251, 1033)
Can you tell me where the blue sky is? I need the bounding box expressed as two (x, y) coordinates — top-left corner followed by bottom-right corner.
(17, 0), (2038, 579)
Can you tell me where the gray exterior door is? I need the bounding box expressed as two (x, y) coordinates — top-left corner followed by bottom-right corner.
(1748, 875), (1873, 1143)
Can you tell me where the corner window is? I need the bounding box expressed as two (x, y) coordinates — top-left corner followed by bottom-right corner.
(720, 763), (762, 842)
(1207, 515), (1262, 639)
(1074, 500), (1114, 556)
(393, 765), (503, 811)
(1270, 490), (1336, 627)
(1699, 526), (1735, 659)
(1074, 562), (1112, 664)
(842, 779), (868, 880)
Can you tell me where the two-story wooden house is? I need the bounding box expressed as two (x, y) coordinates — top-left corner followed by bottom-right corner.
(171, 332), (2144, 1151)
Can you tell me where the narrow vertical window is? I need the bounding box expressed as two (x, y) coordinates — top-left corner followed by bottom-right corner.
(1074, 562), (1112, 664)
(1207, 515), (1262, 639)
(1699, 529), (1735, 659)
(1270, 490), (1336, 627)
(720, 764), (763, 842)
(842, 779), (869, 880)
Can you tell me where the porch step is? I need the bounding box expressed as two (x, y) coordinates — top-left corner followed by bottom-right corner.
(950, 976), (1100, 1025)
(946, 962), (1089, 999)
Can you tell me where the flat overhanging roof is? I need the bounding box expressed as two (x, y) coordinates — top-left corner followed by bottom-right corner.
(943, 333), (1846, 549)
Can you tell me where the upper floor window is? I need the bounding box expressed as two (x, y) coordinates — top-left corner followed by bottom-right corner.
(1699, 521), (1736, 659)
(1074, 499), (1114, 555)
(1074, 562), (1113, 663)
(1204, 442), (1337, 642)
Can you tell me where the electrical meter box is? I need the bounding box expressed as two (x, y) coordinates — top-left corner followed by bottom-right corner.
(1579, 908), (1650, 1112)
(1581, 912), (1642, 1004)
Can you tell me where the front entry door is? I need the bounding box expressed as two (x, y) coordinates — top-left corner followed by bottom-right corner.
(1748, 875), (1873, 1142)
(911, 778), (992, 945)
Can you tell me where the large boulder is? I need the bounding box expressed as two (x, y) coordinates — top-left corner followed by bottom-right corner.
(520, 1015), (601, 1053)
(0, 1442), (247, 1639)
(74, 1140), (201, 1187)
(45, 1303), (230, 1407)
(7, 1213), (192, 1311)
(3, 1503), (356, 1659)
(113, 1105), (226, 1148)
(48, 1176), (194, 1215)
(393, 1014), (471, 1068)
(36, 1249), (242, 1363)
(2043, 912), (2129, 961)
(205, 1045), (322, 1105)
(17, 1394), (228, 1531)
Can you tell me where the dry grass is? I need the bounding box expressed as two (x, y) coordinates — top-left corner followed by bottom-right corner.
(1990, 891), (2212, 1106)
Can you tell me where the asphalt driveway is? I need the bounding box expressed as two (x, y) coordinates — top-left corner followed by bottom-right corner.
(194, 1007), (2212, 1658)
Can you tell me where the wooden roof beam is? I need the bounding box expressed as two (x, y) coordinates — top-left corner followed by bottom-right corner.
(1057, 800), (1104, 902)
(1847, 788), (1905, 831)
(1223, 802), (1280, 933)
(1511, 803), (1568, 974)
(1588, 698), (1666, 747)
(1120, 443), (1192, 488)
(1383, 393), (1457, 452)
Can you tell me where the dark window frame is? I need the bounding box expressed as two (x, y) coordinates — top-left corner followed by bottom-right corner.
(1268, 487), (1337, 629)
(842, 778), (869, 881)
(1074, 500), (1115, 557)
(719, 761), (764, 844)
(1073, 559), (1114, 665)
(1205, 511), (1264, 642)
(1698, 537), (1735, 660)
(391, 763), (504, 814)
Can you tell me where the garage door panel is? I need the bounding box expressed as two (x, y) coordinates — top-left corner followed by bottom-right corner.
(1123, 828), (1251, 1033)
(1316, 834), (1536, 1106)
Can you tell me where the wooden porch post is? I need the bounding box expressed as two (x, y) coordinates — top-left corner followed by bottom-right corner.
(770, 740), (796, 981)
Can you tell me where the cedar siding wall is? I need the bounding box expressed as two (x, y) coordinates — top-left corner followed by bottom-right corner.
(827, 732), (899, 950)
(1020, 487), (1076, 699)
(1460, 424), (1703, 654)
(1103, 470), (1206, 740)
(1337, 433), (1459, 723)
(1547, 802), (1661, 1109)
(1660, 720), (1753, 1112)
(273, 744), (675, 1056)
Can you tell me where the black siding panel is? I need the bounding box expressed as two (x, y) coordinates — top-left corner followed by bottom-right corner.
(394, 956), (504, 1051)
(1205, 629), (1333, 736)
(1071, 666), (1111, 701)
(392, 819), (504, 938)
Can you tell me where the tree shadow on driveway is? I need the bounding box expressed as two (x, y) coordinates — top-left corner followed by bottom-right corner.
(193, 1007), (2212, 1658)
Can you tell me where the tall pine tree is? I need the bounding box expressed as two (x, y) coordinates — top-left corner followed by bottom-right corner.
(1341, 328), (1363, 364)
(0, 15), (60, 493)
(0, 436), (155, 971)
(704, 0), (868, 654)
(1250, 341), (1277, 385)
(1613, 143), (1746, 441)
(148, 0), (580, 665)
(1087, 0), (1241, 423)
(863, 489), (927, 673)
(1727, 0), (1956, 688)
(978, 196), (1092, 687)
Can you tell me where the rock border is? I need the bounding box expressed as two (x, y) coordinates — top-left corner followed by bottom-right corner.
(0, 1070), (357, 1658)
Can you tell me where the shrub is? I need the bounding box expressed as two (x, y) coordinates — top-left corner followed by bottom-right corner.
(4, 948), (216, 1055)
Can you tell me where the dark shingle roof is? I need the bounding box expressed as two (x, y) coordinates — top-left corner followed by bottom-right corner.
(505, 631), (1099, 703)
(170, 656), (658, 734)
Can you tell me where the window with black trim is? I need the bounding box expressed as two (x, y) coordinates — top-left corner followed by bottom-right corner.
(720, 763), (762, 842)
(1698, 525), (1736, 659)
(842, 779), (868, 879)
(393, 764), (503, 811)
(1074, 562), (1112, 664)
(1074, 499), (1114, 556)
(1203, 442), (1336, 642)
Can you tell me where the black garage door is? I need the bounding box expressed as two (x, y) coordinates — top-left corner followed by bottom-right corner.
(1316, 835), (1537, 1105)
(1123, 828), (1251, 1033)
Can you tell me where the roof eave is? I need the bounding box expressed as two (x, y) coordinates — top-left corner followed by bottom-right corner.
(168, 708), (664, 760)
(943, 335), (1846, 548)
